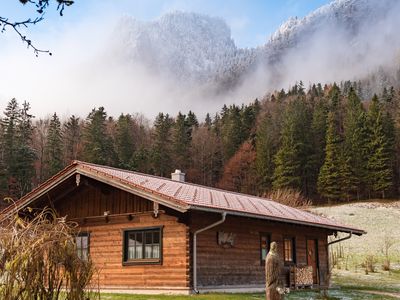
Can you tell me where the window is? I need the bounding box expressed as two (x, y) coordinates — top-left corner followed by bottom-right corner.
(123, 227), (162, 265)
(260, 233), (271, 264)
(284, 237), (296, 264)
(76, 233), (90, 261)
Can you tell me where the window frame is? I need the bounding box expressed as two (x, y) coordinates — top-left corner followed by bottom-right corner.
(283, 236), (296, 265)
(122, 226), (163, 266)
(76, 232), (90, 261)
(260, 232), (271, 265)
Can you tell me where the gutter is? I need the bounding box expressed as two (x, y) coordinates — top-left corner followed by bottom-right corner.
(328, 232), (352, 245)
(193, 212), (226, 294)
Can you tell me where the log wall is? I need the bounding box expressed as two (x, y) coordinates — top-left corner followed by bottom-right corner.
(81, 213), (190, 291)
(189, 211), (331, 288)
(53, 180), (190, 292)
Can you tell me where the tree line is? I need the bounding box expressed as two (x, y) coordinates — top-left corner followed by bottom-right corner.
(0, 81), (399, 203)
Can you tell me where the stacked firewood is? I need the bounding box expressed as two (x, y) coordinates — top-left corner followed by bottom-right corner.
(295, 265), (313, 286)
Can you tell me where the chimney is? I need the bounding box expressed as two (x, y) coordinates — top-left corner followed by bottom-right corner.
(171, 169), (185, 182)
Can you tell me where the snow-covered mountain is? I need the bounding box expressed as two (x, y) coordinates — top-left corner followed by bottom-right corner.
(113, 12), (256, 90)
(112, 0), (400, 98)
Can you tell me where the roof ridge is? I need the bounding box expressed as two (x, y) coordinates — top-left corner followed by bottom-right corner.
(74, 160), (279, 204)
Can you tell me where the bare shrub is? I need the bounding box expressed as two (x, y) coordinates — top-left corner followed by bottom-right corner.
(380, 235), (396, 271)
(363, 255), (377, 274)
(264, 188), (312, 208)
(0, 207), (99, 300)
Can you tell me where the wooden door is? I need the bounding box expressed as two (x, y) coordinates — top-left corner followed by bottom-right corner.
(306, 239), (319, 284)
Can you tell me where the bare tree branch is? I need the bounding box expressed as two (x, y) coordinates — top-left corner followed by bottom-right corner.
(0, 0), (74, 56)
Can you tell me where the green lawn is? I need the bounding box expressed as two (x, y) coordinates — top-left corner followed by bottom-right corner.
(100, 269), (400, 300)
(101, 290), (398, 300)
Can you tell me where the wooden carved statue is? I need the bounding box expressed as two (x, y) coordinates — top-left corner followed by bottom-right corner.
(265, 241), (284, 300)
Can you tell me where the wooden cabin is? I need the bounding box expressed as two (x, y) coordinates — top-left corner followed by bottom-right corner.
(0, 161), (365, 294)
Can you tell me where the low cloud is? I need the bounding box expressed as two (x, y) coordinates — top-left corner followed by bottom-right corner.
(0, 0), (399, 121)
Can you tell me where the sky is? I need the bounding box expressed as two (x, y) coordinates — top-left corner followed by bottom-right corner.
(0, 0), (331, 48)
(0, 0), (333, 119)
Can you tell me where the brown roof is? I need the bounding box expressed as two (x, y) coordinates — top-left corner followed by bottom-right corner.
(0, 161), (365, 235)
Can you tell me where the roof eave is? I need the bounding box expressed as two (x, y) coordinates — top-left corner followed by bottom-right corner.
(0, 165), (79, 221)
(188, 205), (366, 235)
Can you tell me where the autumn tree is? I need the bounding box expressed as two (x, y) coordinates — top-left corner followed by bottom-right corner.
(218, 141), (257, 194)
(33, 119), (49, 183)
(189, 126), (222, 186)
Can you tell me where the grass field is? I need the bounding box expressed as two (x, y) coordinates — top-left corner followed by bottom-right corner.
(311, 200), (400, 270)
(101, 200), (400, 299)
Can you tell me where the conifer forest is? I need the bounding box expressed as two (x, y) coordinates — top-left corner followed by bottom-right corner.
(1, 81), (399, 204)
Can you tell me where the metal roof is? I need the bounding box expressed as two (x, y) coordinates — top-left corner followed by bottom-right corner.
(0, 161), (365, 235)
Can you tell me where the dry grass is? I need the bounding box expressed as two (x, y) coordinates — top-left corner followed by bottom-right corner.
(0, 207), (98, 300)
(312, 200), (400, 273)
(264, 188), (312, 208)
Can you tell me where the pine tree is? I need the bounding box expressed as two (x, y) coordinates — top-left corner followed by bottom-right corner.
(187, 110), (199, 128)
(152, 113), (173, 177)
(14, 101), (36, 197)
(63, 115), (81, 164)
(44, 113), (63, 178)
(272, 103), (302, 190)
(255, 112), (276, 192)
(172, 112), (191, 171)
(221, 105), (243, 160)
(317, 112), (343, 201)
(343, 88), (368, 199)
(115, 114), (135, 168)
(367, 95), (393, 198)
(241, 102), (259, 141)
(1, 98), (20, 180)
(1, 98), (21, 197)
(205, 113), (212, 129)
(308, 97), (328, 195)
(272, 98), (312, 193)
(82, 107), (114, 165)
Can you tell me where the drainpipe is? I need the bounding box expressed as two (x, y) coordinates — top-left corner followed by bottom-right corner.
(328, 232), (352, 246)
(193, 212), (227, 294)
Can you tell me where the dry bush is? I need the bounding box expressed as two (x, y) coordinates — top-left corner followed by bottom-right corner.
(0, 207), (99, 300)
(264, 188), (312, 208)
(380, 235), (396, 271)
(362, 255), (377, 274)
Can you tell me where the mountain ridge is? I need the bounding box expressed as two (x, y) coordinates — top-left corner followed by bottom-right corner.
(112, 0), (400, 100)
